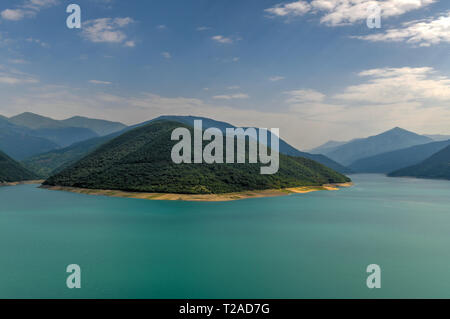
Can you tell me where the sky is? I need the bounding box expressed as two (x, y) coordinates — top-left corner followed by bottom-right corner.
(0, 0), (449, 149)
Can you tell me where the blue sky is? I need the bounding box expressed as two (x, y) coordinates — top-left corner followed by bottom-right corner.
(0, 0), (449, 149)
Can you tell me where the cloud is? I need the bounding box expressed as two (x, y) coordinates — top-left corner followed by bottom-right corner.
(211, 35), (234, 44)
(354, 12), (450, 46)
(197, 26), (211, 31)
(89, 80), (112, 85)
(227, 86), (240, 90)
(156, 24), (167, 30)
(82, 17), (135, 46)
(334, 67), (450, 103)
(9, 59), (29, 64)
(26, 37), (50, 48)
(161, 52), (171, 59)
(285, 89), (326, 103)
(265, 0), (435, 26)
(1, 0), (59, 21)
(213, 93), (249, 100)
(269, 76), (285, 82)
(0, 66), (38, 85)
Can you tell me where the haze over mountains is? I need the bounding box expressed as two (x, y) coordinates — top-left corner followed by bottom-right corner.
(311, 127), (433, 166)
(0, 113), (126, 160)
(389, 145), (450, 180)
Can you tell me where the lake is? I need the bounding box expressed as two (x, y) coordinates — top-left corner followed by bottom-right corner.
(1, 174), (450, 299)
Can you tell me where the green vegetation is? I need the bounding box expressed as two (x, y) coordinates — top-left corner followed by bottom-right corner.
(45, 121), (350, 194)
(389, 145), (450, 180)
(0, 150), (38, 182)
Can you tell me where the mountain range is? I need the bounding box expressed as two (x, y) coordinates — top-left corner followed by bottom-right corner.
(0, 113), (126, 160)
(389, 145), (450, 180)
(44, 120), (350, 194)
(22, 115), (349, 178)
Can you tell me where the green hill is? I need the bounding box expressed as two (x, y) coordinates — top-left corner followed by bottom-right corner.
(44, 121), (350, 194)
(0, 150), (38, 183)
(389, 145), (450, 180)
(349, 140), (450, 173)
(25, 115), (350, 178)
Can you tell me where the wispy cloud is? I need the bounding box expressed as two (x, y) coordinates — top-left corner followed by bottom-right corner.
(197, 26), (211, 31)
(211, 35), (234, 44)
(213, 93), (249, 100)
(269, 76), (285, 82)
(1, 0), (59, 21)
(354, 12), (450, 47)
(161, 51), (172, 59)
(0, 65), (38, 85)
(285, 89), (325, 103)
(89, 80), (112, 85)
(265, 0), (435, 26)
(82, 17), (135, 46)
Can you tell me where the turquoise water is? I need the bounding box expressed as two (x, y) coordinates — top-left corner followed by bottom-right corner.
(1, 174), (450, 299)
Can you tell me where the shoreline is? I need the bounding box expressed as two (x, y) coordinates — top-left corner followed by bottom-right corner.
(40, 182), (353, 202)
(0, 180), (45, 187)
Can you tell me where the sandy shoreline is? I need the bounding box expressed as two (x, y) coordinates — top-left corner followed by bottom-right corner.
(40, 182), (353, 202)
(0, 180), (45, 187)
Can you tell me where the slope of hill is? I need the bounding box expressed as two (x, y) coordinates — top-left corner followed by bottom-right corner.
(349, 140), (450, 173)
(425, 134), (450, 142)
(155, 116), (351, 173)
(0, 150), (38, 182)
(308, 140), (353, 155)
(0, 117), (60, 160)
(31, 127), (98, 147)
(44, 121), (350, 194)
(61, 116), (127, 136)
(22, 134), (121, 177)
(324, 127), (432, 166)
(389, 146), (450, 180)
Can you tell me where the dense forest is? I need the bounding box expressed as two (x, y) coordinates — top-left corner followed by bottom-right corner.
(45, 121), (350, 194)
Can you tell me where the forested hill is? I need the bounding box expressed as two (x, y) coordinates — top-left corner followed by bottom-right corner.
(0, 150), (38, 182)
(44, 121), (350, 194)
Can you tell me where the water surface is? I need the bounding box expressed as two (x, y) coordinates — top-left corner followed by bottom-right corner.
(1, 174), (450, 298)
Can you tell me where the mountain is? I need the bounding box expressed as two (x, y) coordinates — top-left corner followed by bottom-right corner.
(0, 150), (38, 182)
(0, 117), (60, 160)
(9, 112), (65, 129)
(308, 140), (353, 155)
(349, 140), (450, 173)
(389, 145), (450, 180)
(1, 113), (126, 160)
(154, 116), (351, 173)
(22, 134), (121, 178)
(44, 121), (350, 194)
(323, 127), (433, 166)
(61, 116), (127, 136)
(24, 115), (351, 178)
(9, 112), (126, 136)
(425, 134), (450, 142)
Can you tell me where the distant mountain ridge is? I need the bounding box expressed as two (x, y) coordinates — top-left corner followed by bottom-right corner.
(0, 112), (126, 160)
(315, 127), (433, 166)
(389, 145), (450, 180)
(349, 139), (450, 173)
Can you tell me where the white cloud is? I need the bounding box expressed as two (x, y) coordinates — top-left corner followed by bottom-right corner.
(0, 66), (38, 85)
(9, 59), (29, 64)
(124, 40), (136, 47)
(26, 37), (49, 48)
(161, 52), (172, 59)
(213, 93), (249, 100)
(227, 86), (240, 90)
(211, 35), (234, 44)
(197, 26), (211, 31)
(335, 67), (450, 103)
(265, 0), (435, 26)
(1, 0), (59, 21)
(354, 12), (450, 46)
(89, 80), (112, 85)
(269, 76), (285, 82)
(1, 9), (27, 21)
(285, 89), (326, 103)
(156, 24), (167, 30)
(82, 17), (135, 46)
